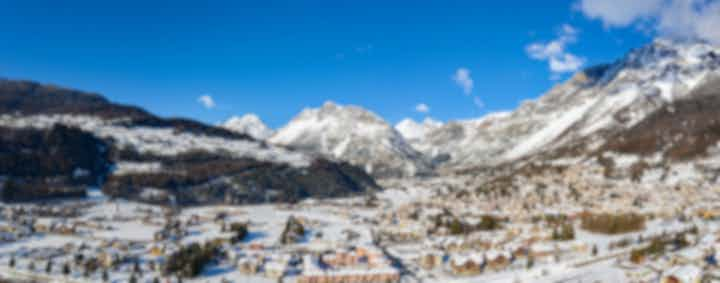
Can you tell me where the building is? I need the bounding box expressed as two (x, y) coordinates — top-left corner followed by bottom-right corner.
(419, 250), (443, 270)
(449, 253), (485, 276)
(660, 265), (702, 283)
(238, 258), (260, 275)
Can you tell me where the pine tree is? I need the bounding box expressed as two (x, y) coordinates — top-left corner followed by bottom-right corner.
(9, 256), (15, 268)
(562, 223), (575, 240)
(133, 260), (141, 274)
(46, 260), (53, 274)
(1, 179), (17, 202)
(62, 262), (71, 276)
(28, 261), (35, 271)
(102, 269), (109, 282)
(129, 274), (138, 283)
(592, 244), (598, 256)
(448, 218), (464, 235)
(74, 253), (84, 265)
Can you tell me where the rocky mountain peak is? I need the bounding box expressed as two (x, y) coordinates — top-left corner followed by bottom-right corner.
(270, 101), (430, 178)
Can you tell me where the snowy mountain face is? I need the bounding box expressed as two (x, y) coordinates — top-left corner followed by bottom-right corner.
(410, 112), (514, 168)
(270, 102), (431, 178)
(478, 74), (720, 193)
(394, 118), (443, 143)
(222, 114), (275, 140)
(415, 39), (720, 171)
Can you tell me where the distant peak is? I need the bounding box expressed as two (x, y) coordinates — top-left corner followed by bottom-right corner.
(222, 113), (274, 140)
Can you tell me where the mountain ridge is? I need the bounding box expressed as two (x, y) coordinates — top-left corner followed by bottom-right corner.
(0, 81), (381, 204)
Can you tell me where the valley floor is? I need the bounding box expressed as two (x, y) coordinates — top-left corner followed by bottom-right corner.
(1, 176), (720, 283)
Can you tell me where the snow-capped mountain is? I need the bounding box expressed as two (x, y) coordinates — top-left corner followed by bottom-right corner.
(222, 114), (274, 140)
(270, 101), (431, 177)
(415, 39), (720, 170)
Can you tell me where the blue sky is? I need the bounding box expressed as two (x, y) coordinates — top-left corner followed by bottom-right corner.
(0, 0), (695, 127)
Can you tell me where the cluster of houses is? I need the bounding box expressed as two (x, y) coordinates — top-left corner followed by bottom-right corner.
(360, 165), (720, 282)
(411, 227), (590, 277)
(226, 244), (400, 282)
(228, 245), (291, 279)
(298, 246), (400, 283)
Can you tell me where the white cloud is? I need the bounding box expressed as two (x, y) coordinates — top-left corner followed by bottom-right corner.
(549, 53), (587, 73)
(415, 103), (430, 113)
(577, 0), (663, 27)
(197, 94), (216, 109)
(526, 41), (565, 60)
(451, 68), (483, 109)
(452, 68), (474, 95)
(578, 0), (720, 44)
(525, 24), (586, 75)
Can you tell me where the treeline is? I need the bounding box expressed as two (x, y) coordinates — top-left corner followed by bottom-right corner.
(103, 156), (380, 205)
(580, 213), (645, 234)
(0, 125), (109, 179)
(2, 179), (86, 202)
(0, 125), (110, 202)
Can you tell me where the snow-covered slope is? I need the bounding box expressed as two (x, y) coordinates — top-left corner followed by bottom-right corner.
(0, 80), (381, 204)
(408, 112), (513, 167)
(394, 118), (443, 142)
(415, 39), (720, 169)
(270, 101), (430, 177)
(222, 114), (274, 140)
(0, 114), (309, 167)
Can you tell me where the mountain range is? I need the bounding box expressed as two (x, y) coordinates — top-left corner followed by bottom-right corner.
(2, 38), (720, 204)
(225, 39), (720, 182)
